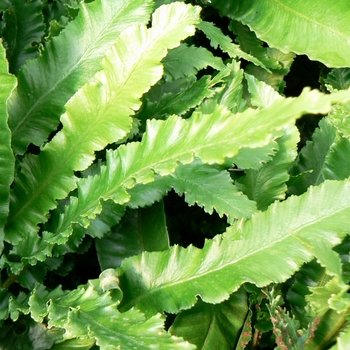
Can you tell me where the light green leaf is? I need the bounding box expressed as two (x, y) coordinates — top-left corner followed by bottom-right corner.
(328, 102), (350, 138)
(245, 73), (282, 108)
(330, 327), (350, 350)
(5, 2), (201, 245)
(307, 277), (350, 316)
(30, 282), (195, 350)
(236, 124), (299, 211)
(0, 43), (16, 254)
(52, 88), (350, 237)
(212, 0), (350, 67)
(215, 61), (247, 113)
(96, 201), (169, 270)
(170, 288), (248, 350)
(51, 338), (95, 350)
(163, 43), (225, 81)
(8, 0), (154, 155)
(117, 179), (350, 316)
(230, 140), (277, 171)
(2, 0), (45, 74)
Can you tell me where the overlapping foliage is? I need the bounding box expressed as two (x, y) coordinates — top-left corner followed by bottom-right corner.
(1, 0), (350, 348)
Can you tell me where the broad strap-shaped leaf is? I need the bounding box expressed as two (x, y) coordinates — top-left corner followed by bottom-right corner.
(29, 282), (195, 350)
(211, 0), (350, 68)
(236, 124), (299, 211)
(96, 201), (169, 270)
(117, 179), (350, 316)
(170, 288), (248, 350)
(0, 43), (16, 254)
(5, 2), (202, 245)
(2, 0), (45, 74)
(52, 89), (347, 236)
(8, 0), (153, 155)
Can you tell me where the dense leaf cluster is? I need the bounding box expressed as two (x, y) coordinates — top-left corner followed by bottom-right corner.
(1, 0), (350, 349)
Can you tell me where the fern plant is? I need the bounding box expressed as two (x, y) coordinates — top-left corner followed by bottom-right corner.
(1, 0), (350, 348)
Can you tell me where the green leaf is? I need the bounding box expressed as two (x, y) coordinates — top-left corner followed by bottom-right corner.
(128, 159), (257, 221)
(229, 21), (280, 70)
(330, 327), (350, 350)
(0, 315), (64, 350)
(236, 124), (299, 211)
(289, 118), (337, 195)
(51, 338), (95, 350)
(52, 88), (350, 242)
(289, 117), (350, 195)
(215, 61), (247, 113)
(2, 0), (45, 74)
(30, 282), (195, 350)
(96, 201), (169, 270)
(163, 43), (225, 81)
(5, 1), (201, 246)
(244, 48), (295, 94)
(170, 288), (248, 350)
(196, 21), (268, 70)
(212, 0), (350, 67)
(117, 179), (350, 316)
(245, 73), (282, 108)
(0, 43), (16, 254)
(167, 159), (257, 222)
(305, 277), (350, 350)
(8, 0), (154, 155)
(324, 68), (350, 91)
(137, 75), (222, 122)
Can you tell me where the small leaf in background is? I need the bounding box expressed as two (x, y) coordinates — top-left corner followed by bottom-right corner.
(96, 201), (169, 270)
(0, 315), (64, 350)
(170, 288), (248, 350)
